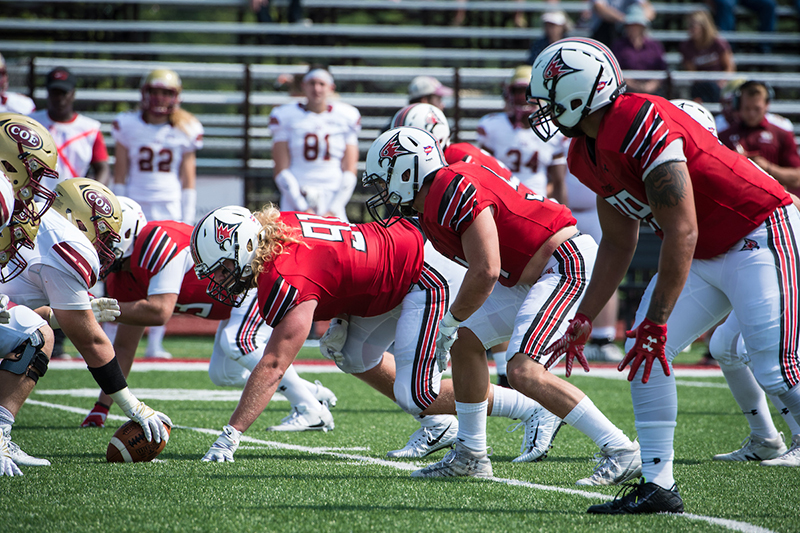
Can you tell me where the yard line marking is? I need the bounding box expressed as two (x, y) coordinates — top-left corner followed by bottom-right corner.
(25, 399), (774, 533)
(34, 388), (287, 402)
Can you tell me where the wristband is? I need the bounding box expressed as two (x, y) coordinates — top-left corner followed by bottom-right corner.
(109, 387), (138, 413)
(442, 310), (463, 328)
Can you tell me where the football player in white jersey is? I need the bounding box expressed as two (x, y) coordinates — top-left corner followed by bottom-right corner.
(29, 67), (110, 188)
(1, 177), (171, 471)
(476, 65), (566, 202)
(112, 68), (203, 359)
(270, 66), (361, 222)
(0, 54), (35, 115)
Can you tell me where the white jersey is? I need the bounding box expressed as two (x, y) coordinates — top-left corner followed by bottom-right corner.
(269, 101), (361, 191)
(0, 92), (35, 115)
(0, 171), (14, 230)
(476, 112), (565, 196)
(2, 210), (99, 311)
(111, 111), (203, 201)
(29, 111), (108, 189)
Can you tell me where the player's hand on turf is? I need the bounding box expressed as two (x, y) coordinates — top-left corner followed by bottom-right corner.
(0, 294), (10, 325)
(435, 311), (461, 373)
(124, 401), (172, 443)
(319, 318), (348, 364)
(620, 318), (670, 384)
(542, 313), (592, 377)
(0, 432), (22, 476)
(91, 298), (120, 323)
(202, 425), (240, 462)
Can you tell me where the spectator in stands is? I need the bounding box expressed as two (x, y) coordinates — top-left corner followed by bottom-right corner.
(0, 53), (35, 115)
(111, 68), (203, 359)
(611, 5), (667, 95)
(719, 80), (800, 195)
(587, 0), (655, 47)
(526, 10), (572, 65)
(270, 65), (360, 222)
(252, 0), (303, 24)
(29, 67), (111, 361)
(712, 0), (775, 35)
(679, 10), (735, 85)
(408, 76), (452, 111)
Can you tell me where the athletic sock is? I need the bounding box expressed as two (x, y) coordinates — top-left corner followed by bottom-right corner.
(455, 400), (488, 453)
(563, 396), (630, 449)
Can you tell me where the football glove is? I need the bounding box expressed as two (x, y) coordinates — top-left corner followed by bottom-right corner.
(123, 401), (172, 443)
(202, 425), (241, 462)
(91, 298), (121, 323)
(542, 313), (592, 377)
(620, 318), (670, 384)
(434, 311), (461, 373)
(0, 294), (10, 325)
(0, 432), (22, 477)
(319, 318), (348, 364)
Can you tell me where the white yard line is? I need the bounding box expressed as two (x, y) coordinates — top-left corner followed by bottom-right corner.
(24, 397), (773, 533)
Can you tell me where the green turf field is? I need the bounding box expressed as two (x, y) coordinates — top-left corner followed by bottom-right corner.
(4, 338), (798, 533)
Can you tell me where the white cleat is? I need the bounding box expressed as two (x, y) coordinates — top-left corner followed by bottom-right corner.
(511, 408), (565, 463)
(584, 341), (624, 362)
(411, 442), (493, 478)
(267, 403), (334, 432)
(576, 440), (642, 486)
(761, 434), (800, 467)
(311, 380), (337, 408)
(387, 417), (458, 458)
(714, 432), (787, 461)
(144, 350), (172, 360)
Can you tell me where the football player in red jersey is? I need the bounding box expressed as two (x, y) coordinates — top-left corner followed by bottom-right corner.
(364, 127), (641, 482)
(80, 198), (337, 432)
(529, 38), (800, 513)
(191, 206), (562, 463)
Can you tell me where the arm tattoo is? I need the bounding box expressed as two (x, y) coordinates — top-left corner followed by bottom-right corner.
(645, 163), (689, 210)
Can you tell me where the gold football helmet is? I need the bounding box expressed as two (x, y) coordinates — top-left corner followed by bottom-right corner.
(52, 178), (122, 278)
(141, 69), (182, 116)
(0, 112), (58, 220)
(0, 204), (40, 282)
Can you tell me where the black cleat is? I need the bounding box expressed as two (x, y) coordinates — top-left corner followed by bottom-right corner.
(587, 479), (684, 515)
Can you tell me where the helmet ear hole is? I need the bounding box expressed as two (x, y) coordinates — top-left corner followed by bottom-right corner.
(570, 99), (583, 111)
(401, 169), (411, 182)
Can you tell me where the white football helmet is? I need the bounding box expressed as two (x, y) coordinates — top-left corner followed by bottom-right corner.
(112, 196), (147, 262)
(141, 68), (181, 116)
(670, 99), (718, 138)
(363, 127), (446, 227)
(391, 103), (451, 150)
(528, 38), (626, 141)
(190, 205), (264, 307)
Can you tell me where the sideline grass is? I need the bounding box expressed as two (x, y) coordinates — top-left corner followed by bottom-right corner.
(5, 339), (798, 533)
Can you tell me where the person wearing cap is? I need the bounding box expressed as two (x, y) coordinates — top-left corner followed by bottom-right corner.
(610, 5), (667, 95)
(526, 11), (572, 65)
(269, 65), (361, 222)
(587, 0), (655, 46)
(408, 76), (452, 111)
(0, 53), (35, 115)
(29, 67), (110, 189)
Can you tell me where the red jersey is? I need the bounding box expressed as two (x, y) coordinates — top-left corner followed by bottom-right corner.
(445, 142), (513, 180)
(719, 118), (800, 196)
(256, 213), (424, 326)
(105, 221), (234, 320)
(568, 93), (791, 259)
(420, 161), (576, 287)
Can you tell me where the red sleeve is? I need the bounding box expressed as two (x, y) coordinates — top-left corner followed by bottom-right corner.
(92, 131), (108, 163)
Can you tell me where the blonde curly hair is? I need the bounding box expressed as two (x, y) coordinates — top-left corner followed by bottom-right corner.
(250, 204), (307, 283)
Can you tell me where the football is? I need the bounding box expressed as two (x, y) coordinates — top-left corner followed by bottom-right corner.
(106, 420), (171, 463)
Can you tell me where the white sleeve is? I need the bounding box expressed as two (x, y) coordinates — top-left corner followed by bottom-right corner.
(147, 248), (191, 296)
(37, 265), (92, 311)
(344, 107), (361, 146)
(642, 139), (687, 181)
(270, 107), (291, 143)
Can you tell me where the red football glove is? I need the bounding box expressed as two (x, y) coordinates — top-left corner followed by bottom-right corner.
(620, 318), (670, 383)
(542, 313), (592, 377)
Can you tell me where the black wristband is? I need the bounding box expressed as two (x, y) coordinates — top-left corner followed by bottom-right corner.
(87, 356), (128, 395)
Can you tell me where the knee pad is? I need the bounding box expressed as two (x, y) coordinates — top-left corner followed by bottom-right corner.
(0, 330), (49, 384)
(708, 326), (747, 370)
(335, 348), (382, 375)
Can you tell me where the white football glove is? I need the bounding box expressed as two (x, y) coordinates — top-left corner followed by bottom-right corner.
(0, 432), (22, 477)
(91, 298), (121, 323)
(202, 425), (241, 462)
(319, 318), (348, 364)
(0, 294), (10, 325)
(434, 311), (461, 373)
(124, 401), (172, 443)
